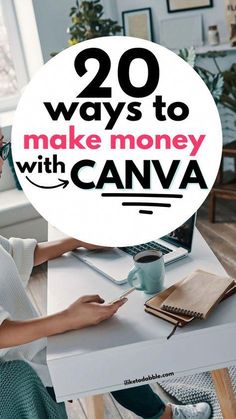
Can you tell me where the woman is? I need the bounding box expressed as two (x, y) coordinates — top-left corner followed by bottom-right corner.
(0, 129), (211, 419)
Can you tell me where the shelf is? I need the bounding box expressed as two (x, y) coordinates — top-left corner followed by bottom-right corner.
(173, 42), (236, 55)
(195, 42), (236, 54)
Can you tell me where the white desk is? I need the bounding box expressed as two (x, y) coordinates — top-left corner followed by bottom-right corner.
(47, 227), (236, 402)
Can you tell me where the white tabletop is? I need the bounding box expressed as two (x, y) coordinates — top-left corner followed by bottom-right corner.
(47, 226), (236, 401)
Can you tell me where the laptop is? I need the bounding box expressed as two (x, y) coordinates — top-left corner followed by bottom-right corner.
(72, 214), (196, 284)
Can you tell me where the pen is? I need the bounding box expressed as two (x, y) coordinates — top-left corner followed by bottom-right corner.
(110, 287), (136, 304)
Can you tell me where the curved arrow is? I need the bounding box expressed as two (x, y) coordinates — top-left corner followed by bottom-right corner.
(26, 176), (69, 189)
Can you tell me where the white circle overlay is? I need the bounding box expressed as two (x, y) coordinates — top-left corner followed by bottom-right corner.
(12, 37), (222, 246)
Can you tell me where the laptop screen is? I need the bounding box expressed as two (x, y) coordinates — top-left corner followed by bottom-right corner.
(162, 214), (196, 252)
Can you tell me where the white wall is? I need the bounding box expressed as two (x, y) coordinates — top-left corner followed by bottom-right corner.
(105, 0), (228, 44)
(32, 0), (71, 62)
(103, 0), (236, 73)
(32, 0), (236, 71)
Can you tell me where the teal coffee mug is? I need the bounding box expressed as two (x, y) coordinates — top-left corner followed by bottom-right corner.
(127, 250), (165, 294)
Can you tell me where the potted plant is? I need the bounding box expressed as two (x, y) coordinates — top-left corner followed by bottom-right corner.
(178, 48), (224, 103)
(67, 0), (122, 46)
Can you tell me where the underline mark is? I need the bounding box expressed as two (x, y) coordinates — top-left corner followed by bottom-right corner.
(102, 193), (183, 198)
(122, 202), (171, 207)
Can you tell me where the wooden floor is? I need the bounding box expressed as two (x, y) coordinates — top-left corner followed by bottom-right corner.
(29, 197), (236, 418)
(62, 384), (174, 419)
(197, 197), (236, 278)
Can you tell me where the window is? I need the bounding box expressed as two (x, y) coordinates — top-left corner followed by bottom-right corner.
(0, 0), (43, 121)
(0, 4), (18, 98)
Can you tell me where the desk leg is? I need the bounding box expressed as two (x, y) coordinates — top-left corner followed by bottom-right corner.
(211, 368), (236, 419)
(84, 395), (104, 419)
(209, 191), (216, 222)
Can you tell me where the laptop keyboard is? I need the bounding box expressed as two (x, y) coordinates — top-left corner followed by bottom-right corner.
(120, 241), (173, 256)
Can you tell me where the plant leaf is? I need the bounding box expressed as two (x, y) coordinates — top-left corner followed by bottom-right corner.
(178, 47), (196, 67)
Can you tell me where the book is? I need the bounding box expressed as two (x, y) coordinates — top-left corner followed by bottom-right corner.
(145, 306), (193, 326)
(145, 278), (195, 325)
(161, 269), (235, 319)
(145, 271), (236, 338)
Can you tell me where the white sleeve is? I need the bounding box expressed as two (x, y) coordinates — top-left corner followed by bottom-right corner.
(0, 305), (10, 325)
(0, 235), (37, 288)
(0, 305), (11, 356)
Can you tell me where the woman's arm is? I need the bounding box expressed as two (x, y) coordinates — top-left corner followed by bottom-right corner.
(0, 295), (127, 348)
(33, 238), (107, 266)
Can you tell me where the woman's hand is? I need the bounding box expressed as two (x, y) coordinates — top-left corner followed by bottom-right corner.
(76, 240), (111, 251)
(0, 295), (127, 348)
(63, 294), (127, 330)
(34, 238), (111, 266)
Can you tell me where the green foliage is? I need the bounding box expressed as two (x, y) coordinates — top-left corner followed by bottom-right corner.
(197, 69), (224, 103)
(68, 0), (122, 45)
(220, 64), (236, 113)
(179, 47), (224, 105)
(178, 47), (196, 68)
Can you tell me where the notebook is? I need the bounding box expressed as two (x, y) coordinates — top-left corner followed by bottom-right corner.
(145, 270), (236, 338)
(145, 278), (195, 331)
(161, 269), (235, 319)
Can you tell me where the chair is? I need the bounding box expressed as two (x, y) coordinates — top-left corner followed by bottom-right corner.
(209, 140), (236, 222)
